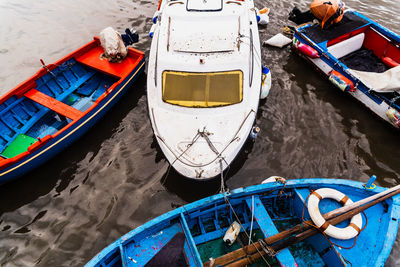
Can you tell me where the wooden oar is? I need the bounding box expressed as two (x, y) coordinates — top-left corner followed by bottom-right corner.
(204, 185), (400, 267)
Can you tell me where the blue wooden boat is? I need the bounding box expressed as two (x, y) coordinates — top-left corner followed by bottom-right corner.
(292, 10), (400, 129)
(0, 36), (145, 184)
(86, 178), (400, 266)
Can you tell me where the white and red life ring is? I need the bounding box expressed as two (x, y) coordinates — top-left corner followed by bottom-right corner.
(307, 188), (363, 240)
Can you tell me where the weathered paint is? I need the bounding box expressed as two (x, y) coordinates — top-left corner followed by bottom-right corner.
(86, 178), (400, 267)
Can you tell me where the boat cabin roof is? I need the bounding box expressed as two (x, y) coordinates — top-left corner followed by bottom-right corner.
(170, 15), (239, 53)
(157, 0), (254, 71)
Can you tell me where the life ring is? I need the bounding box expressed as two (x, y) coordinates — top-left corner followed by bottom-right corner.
(307, 188), (363, 240)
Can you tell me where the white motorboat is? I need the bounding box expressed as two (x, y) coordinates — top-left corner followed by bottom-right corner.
(147, 0), (271, 180)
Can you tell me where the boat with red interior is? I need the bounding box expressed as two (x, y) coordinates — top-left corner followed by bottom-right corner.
(0, 34), (145, 184)
(292, 7), (400, 129)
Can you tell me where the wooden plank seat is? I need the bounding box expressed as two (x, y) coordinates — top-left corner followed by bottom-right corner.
(245, 196), (297, 266)
(76, 46), (142, 78)
(24, 89), (83, 121)
(0, 61), (97, 155)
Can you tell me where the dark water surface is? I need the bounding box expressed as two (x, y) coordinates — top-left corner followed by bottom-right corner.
(0, 0), (400, 266)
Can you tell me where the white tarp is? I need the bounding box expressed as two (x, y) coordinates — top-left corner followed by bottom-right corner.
(263, 33), (292, 48)
(349, 65), (400, 92)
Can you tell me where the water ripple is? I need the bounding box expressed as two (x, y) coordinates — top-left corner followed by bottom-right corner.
(0, 0), (399, 266)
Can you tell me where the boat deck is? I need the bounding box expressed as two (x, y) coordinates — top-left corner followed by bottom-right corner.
(0, 58), (117, 160)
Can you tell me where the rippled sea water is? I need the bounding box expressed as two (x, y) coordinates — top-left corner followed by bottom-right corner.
(0, 0), (399, 266)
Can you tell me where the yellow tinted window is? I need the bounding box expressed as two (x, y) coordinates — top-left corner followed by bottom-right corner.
(162, 71), (243, 107)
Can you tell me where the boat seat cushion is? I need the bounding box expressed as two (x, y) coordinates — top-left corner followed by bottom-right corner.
(328, 33), (365, 59)
(1, 134), (37, 158)
(348, 65), (400, 92)
(302, 11), (369, 44)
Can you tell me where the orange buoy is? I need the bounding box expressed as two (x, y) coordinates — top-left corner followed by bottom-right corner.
(382, 56), (400, 68)
(310, 0), (345, 29)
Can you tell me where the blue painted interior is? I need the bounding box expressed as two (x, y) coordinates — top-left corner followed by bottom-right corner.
(245, 196), (296, 265)
(86, 179), (400, 267)
(0, 59), (117, 158)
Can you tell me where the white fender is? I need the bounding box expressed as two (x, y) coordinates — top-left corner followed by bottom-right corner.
(152, 11), (161, 24)
(261, 176), (286, 184)
(260, 67), (272, 99)
(149, 24), (156, 38)
(223, 221), (241, 245)
(256, 7), (270, 25)
(307, 188), (363, 240)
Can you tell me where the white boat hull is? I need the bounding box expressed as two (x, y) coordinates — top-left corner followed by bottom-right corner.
(147, 0), (264, 179)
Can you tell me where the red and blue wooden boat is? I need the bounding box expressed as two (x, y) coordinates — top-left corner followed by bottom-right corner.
(0, 36), (145, 184)
(292, 10), (400, 129)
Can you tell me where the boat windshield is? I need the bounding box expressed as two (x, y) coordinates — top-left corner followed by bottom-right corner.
(162, 70), (243, 107)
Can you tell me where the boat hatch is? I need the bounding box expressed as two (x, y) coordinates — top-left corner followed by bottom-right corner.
(162, 70), (243, 107)
(170, 16), (238, 53)
(187, 0), (222, 12)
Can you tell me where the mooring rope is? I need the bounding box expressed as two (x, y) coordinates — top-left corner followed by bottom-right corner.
(219, 163), (271, 266)
(152, 108), (256, 169)
(248, 195), (255, 246)
(199, 128), (219, 156)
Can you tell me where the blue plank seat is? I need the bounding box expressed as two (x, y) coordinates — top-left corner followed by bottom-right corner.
(24, 89), (83, 121)
(245, 196), (297, 266)
(0, 97), (42, 156)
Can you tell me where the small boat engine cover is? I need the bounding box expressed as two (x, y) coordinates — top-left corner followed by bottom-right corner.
(100, 27), (128, 62)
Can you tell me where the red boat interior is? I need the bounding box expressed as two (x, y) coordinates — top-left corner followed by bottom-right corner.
(302, 11), (400, 71)
(327, 26), (400, 71)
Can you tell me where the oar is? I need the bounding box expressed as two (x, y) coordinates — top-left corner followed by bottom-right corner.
(204, 184), (400, 267)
